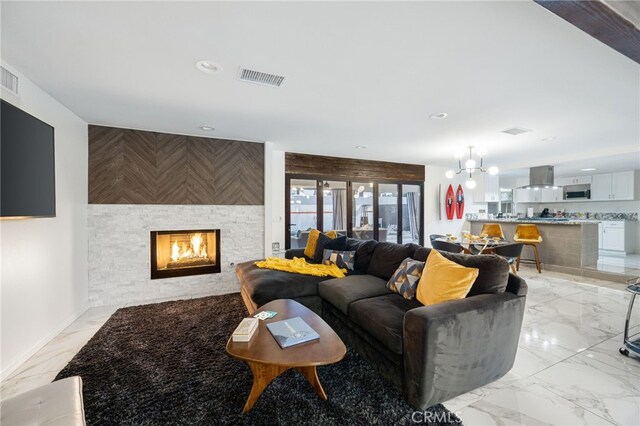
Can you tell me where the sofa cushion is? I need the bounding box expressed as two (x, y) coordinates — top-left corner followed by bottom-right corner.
(367, 242), (420, 280)
(313, 234), (347, 263)
(318, 274), (389, 315)
(322, 249), (356, 271)
(304, 229), (337, 259)
(345, 238), (378, 273)
(236, 261), (325, 307)
(411, 247), (509, 296)
(386, 257), (425, 299)
(416, 250), (478, 306)
(348, 294), (422, 355)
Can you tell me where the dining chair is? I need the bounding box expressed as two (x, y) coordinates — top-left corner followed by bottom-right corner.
(513, 224), (543, 273)
(493, 243), (524, 274)
(480, 223), (505, 239)
(429, 234), (446, 243)
(431, 239), (464, 254)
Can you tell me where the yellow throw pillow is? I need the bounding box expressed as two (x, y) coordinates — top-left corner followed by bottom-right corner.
(304, 229), (337, 259)
(416, 250), (479, 306)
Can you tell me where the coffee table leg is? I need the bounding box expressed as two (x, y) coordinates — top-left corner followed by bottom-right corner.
(296, 366), (327, 400)
(243, 362), (289, 412)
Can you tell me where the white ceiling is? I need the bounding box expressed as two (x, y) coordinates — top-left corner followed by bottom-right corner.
(1, 1), (639, 176)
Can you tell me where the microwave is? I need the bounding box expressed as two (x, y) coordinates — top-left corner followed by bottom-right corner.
(565, 189), (591, 199)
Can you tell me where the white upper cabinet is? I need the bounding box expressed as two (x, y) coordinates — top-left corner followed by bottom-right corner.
(592, 171), (635, 201)
(612, 171), (634, 200)
(541, 187), (562, 202)
(591, 173), (612, 201)
(473, 174), (500, 202)
(555, 175), (592, 186)
(516, 188), (541, 203)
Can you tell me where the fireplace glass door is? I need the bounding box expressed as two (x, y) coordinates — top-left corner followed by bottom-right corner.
(150, 229), (220, 279)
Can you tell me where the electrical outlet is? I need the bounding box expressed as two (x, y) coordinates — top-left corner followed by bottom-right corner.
(272, 242), (280, 252)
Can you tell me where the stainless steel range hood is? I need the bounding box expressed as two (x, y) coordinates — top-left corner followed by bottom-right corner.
(521, 165), (556, 189)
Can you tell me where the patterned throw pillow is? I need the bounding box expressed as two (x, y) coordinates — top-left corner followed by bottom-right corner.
(322, 249), (356, 271)
(386, 257), (425, 299)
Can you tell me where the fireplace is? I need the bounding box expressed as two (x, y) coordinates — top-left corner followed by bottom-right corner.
(150, 229), (221, 279)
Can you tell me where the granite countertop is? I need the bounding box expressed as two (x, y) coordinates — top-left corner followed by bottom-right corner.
(467, 218), (601, 225)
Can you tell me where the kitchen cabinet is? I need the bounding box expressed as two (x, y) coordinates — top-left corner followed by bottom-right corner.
(556, 175), (592, 186)
(515, 188), (541, 203)
(600, 221), (626, 252)
(592, 171), (635, 201)
(473, 174), (500, 202)
(541, 187), (563, 202)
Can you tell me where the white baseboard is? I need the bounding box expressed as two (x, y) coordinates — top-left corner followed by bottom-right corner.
(0, 302), (90, 382)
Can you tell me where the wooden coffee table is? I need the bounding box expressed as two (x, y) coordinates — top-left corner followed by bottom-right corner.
(226, 299), (346, 412)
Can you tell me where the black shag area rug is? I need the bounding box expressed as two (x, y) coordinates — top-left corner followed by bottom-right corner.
(56, 294), (462, 425)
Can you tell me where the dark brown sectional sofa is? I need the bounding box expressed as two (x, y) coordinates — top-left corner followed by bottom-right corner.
(236, 239), (527, 409)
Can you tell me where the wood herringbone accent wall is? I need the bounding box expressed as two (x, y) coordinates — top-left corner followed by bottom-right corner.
(89, 126), (264, 205)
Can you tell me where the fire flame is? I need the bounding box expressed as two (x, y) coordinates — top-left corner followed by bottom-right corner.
(171, 233), (208, 262)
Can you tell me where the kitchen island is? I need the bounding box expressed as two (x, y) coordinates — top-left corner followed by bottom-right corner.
(467, 219), (598, 271)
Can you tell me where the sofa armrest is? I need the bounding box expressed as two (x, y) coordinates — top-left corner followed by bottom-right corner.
(506, 273), (528, 296)
(285, 248), (306, 259)
(403, 292), (525, 409)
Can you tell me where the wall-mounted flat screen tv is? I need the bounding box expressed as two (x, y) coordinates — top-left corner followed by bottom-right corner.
(1, 99), (56, 218)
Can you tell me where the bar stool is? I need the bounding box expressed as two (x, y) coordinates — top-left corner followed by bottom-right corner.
(514, 224), (543, 273)
(480, 223), (505, 239)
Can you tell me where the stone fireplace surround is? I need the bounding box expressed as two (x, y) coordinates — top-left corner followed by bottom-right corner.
(88, 204), (264, 306)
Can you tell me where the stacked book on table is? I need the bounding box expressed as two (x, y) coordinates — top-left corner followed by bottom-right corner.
(231, 317), (259, 342)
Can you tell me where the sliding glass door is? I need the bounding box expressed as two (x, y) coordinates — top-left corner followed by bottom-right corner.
(402, 184), (421, 244)
(378, 184), (398, 243)
(286, 176), (423, 248)
(288, 179), (318, 249)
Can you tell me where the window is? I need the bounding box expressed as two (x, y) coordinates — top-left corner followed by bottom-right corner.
(378, 184), (398, 243)
(402, 184), (421, 244)
(286, 176), (423, 248)
(289, 179), (317, 249)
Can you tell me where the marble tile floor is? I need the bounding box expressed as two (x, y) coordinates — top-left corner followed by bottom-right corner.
(595, 254), (640, 277)
(2, 268), (639, 425)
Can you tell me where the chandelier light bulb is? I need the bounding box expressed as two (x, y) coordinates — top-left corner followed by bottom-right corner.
(465, 158), (476, 169)
(454, 150), (464, 159)
(465, 179), (477, 189)
(488, 166), (499, 175)
(445, 170), (455, 179)
(477, 147), (488, 156)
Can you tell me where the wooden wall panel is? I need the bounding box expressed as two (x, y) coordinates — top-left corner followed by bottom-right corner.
(156, 133), (188, 204)
(89, 125), (264, 205)
(212, 139), (265, 204)
(285, 153), (425, 182)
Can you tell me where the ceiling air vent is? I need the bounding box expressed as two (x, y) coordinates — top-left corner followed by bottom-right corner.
(501, 127), (531, 136)
(238, 68), (286, 88)
(1, 66), (19, 97)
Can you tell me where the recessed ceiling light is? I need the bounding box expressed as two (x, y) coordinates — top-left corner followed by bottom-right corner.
(199, 125), (215, 131)
(429, 112), (448, 120)
(355, 145), (367, 149)
(580, 168), (596, 171)
(541, 137), (556, 142)
(195, 60), (223, 74)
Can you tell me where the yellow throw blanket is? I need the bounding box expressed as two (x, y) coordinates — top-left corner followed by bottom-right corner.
(255, 257), (347, 278)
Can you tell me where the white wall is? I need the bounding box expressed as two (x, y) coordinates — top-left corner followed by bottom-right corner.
(1, 64), (88, 379)
(424, 166), (487, 246)
(264, 143), (285, 256)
